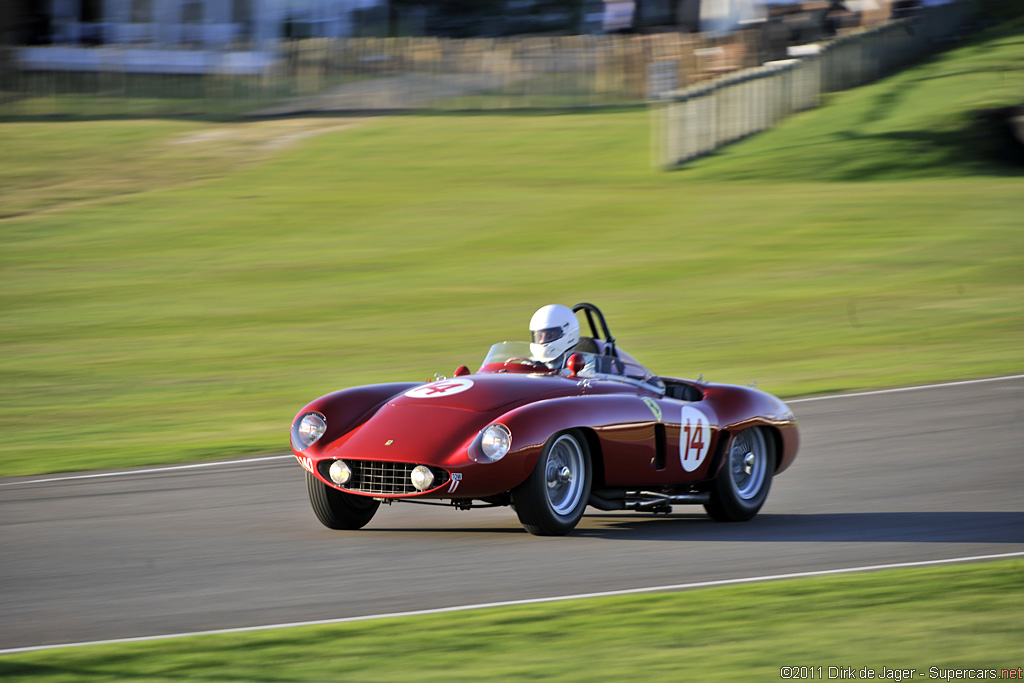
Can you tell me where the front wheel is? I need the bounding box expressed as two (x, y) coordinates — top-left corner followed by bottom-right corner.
(306, 472), (380, 530)
(512, 431), (592, 536)
(704, 427), (774, 522)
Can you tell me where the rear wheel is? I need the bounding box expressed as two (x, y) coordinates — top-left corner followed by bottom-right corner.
(704, 427), (774, 522)
(306, 471), (380, 530)
(512, 431), (592, 536)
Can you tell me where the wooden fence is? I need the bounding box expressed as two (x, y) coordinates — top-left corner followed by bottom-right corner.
(0, 31), (762, 117)
(652, 2), (973, 168)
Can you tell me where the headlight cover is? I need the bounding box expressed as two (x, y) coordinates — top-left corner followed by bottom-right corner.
(292, 412), (327, 451)
(475, 423), (512, 463)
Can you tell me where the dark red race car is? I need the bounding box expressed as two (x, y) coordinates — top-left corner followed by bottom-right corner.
(290, 303), (798, 535)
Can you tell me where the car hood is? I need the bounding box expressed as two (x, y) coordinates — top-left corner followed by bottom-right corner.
(387, 373), (575, 412)
(321, 375), (571, 466)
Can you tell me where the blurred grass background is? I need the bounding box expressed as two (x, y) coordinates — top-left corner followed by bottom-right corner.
(1, 19), (1022, 477)
(1, 558), (1021, 681)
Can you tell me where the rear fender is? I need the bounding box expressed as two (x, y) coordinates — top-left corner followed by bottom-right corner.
(701, 383), (799, 475)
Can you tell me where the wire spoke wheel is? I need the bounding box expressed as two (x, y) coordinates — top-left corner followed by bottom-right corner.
(705, 427), (774, 522)
(513, 430), (592, 536)
(729, 428), (768, 501)
(544, 434), (586, 516)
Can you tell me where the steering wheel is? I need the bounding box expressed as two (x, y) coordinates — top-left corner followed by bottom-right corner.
(503, 357), (549, 371)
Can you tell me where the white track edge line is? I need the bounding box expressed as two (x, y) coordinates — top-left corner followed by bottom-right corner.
(0, 456), (294, 487)
(3, 374), (1021, 488)
(2, 550), (1022, 655)
(786, 373), (1024, 404)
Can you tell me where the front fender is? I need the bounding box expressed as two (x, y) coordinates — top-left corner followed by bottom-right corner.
(292, 382), (421, 458)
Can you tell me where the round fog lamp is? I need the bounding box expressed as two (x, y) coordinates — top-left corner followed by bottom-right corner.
(410, 465), (435, 491)
(329, 460), (352, 485)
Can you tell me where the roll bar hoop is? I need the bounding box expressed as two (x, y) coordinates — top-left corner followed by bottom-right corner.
(572, 302), (617, 358)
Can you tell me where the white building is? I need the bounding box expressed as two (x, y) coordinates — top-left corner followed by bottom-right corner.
(6, 0), (386, 74)
(44, 0), (383, 48)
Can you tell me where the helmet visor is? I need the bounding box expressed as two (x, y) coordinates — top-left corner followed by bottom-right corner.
(531, 326), (565, 345)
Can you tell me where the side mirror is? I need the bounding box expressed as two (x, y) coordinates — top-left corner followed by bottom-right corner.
(453, 365), (471, 377)
(566, 353), (586, 379)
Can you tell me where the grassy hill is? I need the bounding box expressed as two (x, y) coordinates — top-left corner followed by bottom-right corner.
(682, 18), (1024, 181)
(1, 19), (1022, 476)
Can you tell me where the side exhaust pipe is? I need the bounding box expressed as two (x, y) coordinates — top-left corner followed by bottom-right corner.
(589, 490), (710, 512)
(626, 492), (710, 512)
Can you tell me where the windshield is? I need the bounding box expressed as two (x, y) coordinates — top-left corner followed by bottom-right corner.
(479, 341), (664, 393)
(481, 341), (539, 366)
(480, 341), (631, 378)
(477, 344), (663, 393)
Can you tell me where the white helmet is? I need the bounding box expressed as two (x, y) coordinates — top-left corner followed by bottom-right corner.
(529, 304), (580, 362)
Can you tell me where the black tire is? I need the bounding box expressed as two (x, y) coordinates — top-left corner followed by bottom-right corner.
(305, 471), (380, 530)
(512, 430), (592, 536)
(704, 427), (775, 522)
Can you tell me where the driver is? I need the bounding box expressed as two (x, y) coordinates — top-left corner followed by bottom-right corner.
(529, 304), (581, 369)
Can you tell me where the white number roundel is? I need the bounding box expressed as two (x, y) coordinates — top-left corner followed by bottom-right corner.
(679, 406), (711, 472)
(404, 378), (474, 399)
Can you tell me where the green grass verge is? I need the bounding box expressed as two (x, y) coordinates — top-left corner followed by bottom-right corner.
(1, 21), (1022, 476)
(1, 558), (1021, 680)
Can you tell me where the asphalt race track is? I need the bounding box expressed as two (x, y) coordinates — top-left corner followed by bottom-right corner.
(2, 376), (1023, 651)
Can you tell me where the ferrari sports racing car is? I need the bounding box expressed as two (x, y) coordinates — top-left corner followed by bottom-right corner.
(290, 303), (798, 535)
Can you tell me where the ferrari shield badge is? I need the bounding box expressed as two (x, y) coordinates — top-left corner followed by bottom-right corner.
(642, 397), (662, 422)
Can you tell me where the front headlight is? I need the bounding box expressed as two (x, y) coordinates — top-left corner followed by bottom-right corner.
(292, 412), (326, 451)
(479, 424), (512, 462)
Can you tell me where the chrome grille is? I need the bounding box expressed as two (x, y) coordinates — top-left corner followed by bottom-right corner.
(320, 459), (450, 496)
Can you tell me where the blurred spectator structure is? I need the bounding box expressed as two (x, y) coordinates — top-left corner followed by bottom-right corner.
(3, 0), (382, 48)
(0, 0), (992, 116)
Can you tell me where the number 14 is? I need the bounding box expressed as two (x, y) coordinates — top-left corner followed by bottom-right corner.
(681, 419), (705, 461)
